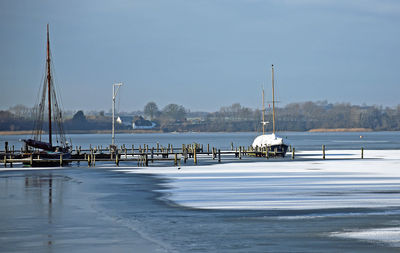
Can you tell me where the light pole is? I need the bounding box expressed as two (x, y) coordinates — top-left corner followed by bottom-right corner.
(112, 82), (123, 146)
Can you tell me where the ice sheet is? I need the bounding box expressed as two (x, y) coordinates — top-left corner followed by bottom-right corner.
(118, 150), (400, 210)
(332, 227), (400, 247)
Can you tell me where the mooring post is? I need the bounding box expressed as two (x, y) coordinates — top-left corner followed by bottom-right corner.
(151, 147), (154, 163)
(125, 148), (127, 159)
(322, 145), (326, 160)
(212, 148), (215, 160)
(231, 142), (234, 151)
(93, 152), (96, 167)
(361, 147), (364, 159)
(3, 155), (6, 168)
(218, 149), (221, 163)
(194, 148), (197, 164)
(5, 141), (8, 154)
(207, 144), (210, 154)
(184, 147), (187, 163)
(174, 153), (178, 166)
(292, 147), (295, 160)
(30, 154), (33, 166)
(88, 154), (91, 167)
(145, 154), (148, 166)
(116, 152), (119, 166)
(266, 147), (269, 159)
(60, 153), (63, 167)
(239, 146), (242, 160)
(157, 142), (159, 152)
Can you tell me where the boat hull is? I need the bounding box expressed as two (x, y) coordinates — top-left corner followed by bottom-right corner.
(269, 144), (289, 157)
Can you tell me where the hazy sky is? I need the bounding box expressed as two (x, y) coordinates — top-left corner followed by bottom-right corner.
(1, 0), (400, 112)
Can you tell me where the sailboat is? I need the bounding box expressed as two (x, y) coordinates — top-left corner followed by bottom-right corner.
(252, 64), (288, 157)
(22, 24), (71, 166)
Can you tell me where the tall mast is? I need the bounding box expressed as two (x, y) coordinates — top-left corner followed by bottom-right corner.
(271, 64), (275, 135)
(262, 87), (265, 135)
(112, 83), (123, 146)
(47, 24), (52, 146)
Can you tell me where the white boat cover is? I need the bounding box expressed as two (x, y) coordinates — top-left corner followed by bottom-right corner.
(252, 133), (284, 148)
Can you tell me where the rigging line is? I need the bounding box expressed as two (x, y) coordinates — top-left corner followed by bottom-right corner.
(49, 50), (65, 111)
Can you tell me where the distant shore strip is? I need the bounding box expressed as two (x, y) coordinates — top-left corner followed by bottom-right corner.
(0, 128), (375, 135)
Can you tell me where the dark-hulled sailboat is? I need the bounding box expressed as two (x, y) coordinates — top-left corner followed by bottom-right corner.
(22, 24), (71, 166)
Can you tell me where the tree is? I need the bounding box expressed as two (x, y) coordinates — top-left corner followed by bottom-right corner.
(162, 104), (186, 121)
(72, 110), (87, 123)
(144, 102), (159, 120)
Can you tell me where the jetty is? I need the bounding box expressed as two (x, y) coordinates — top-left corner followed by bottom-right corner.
(0, 141), (301, 168)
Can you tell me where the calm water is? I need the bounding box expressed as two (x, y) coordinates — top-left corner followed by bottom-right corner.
(2, 131), (400, 150)
(1, 132), (400, 252)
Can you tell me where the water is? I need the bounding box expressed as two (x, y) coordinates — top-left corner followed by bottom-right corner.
(2, 131), (400, 150)
(1, 132), (400, 252)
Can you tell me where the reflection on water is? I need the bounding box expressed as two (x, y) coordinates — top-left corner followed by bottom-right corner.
(24, 174), (55, 249)
(1, 173), (71, 253)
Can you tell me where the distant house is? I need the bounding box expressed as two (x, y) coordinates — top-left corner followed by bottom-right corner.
(117, 116), (134, 127)
(132, 116), (156, 129)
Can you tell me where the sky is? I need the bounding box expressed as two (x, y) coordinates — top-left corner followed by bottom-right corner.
(1, 0), (400, 112)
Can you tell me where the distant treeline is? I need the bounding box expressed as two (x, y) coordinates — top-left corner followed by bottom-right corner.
(1, 101), (400, 132)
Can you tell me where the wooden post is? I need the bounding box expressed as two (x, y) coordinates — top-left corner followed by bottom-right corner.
(157, 142), (159, 152)
(125, 148), (127, 159)
(5, 141), (8, 154)
(174, 153), (178, 166)
(151, 147), (154, 163)
(60, 154), (63, 167)
(231, 142), (234, 151)
(207, 144), (210, 154)
(116, 153), (119, 166)
(183, 148), (187, 163)
(212, 148), (215, 160)
(322, 145), (325, 160)
(239, 146), (242, 160)
(93, 152), (96, 167)
(218, 149), (221, 163)
(30, 154), (33, 166)
(194, 147), (197, 165)
(292, 147), (295, 160)
(3, 155), (6, 168)
(361, 147), (364, 159)
(145, 154), (148, 167)
(88, 154), (91, 167)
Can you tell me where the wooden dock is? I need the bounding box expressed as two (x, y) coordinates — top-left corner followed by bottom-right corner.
(0, 142), (296, 168)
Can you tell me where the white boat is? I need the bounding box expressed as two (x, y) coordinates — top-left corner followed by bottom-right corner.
(252, 64), (288, 157)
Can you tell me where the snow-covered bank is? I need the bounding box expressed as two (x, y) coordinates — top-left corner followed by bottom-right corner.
(117, 150), (400, 210)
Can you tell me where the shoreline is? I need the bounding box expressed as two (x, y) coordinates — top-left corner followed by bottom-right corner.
(308, 128), (373, 132)
(0, 128), (386, 136)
